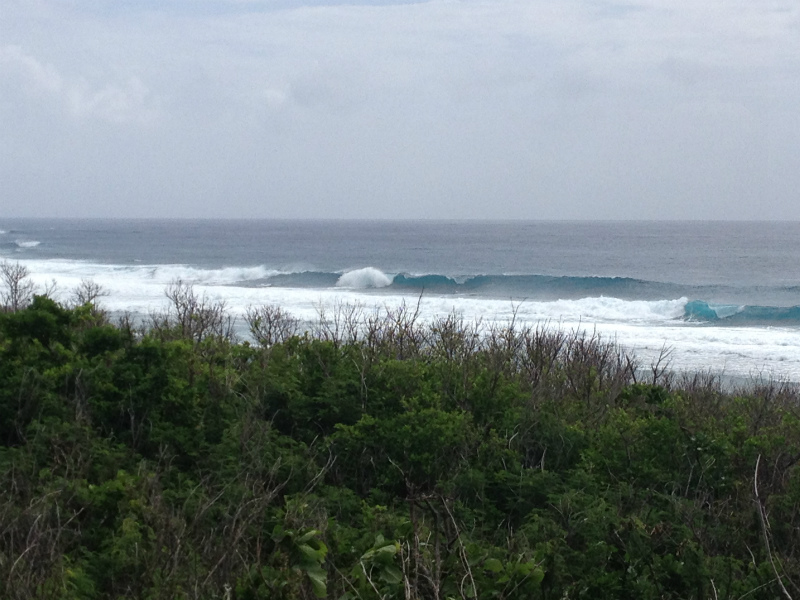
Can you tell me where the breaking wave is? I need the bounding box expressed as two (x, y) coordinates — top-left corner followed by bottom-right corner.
(15, 239), (40, 248)
(336, 267), (392, 289)
(684, 300), (800, 325)
(11, 260), (280, 287)
(9, 258), (800, 330)
(391, 273), (674, 298)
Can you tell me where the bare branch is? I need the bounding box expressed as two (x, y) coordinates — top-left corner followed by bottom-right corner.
(754, 454), (794, 600)
(244, 303), (299, 347)
(0, 261), (36, 312)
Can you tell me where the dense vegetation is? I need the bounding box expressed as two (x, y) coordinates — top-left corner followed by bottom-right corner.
(1, 263), (800, 599)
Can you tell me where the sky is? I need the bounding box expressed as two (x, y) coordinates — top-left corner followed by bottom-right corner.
(1, 0), (799, 220)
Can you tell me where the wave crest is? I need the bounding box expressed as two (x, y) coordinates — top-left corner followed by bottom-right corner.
(336, 267), (392, 289)
(684, 300), (800, 324)
(147, 264), (276, 285)
(15, 239), (40, 248)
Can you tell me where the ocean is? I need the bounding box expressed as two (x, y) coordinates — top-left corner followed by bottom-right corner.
(2, 219), (800, 382)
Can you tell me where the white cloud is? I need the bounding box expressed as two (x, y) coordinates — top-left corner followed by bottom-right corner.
(67, 76), (156, 123)
(0, 44), (63, 94)
(0, 44), (157, 124)
(262, 87), (289, 107)
(1, 0), (799, 218)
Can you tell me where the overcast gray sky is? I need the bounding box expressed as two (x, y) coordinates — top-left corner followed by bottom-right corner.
(1, 0), (799, 219)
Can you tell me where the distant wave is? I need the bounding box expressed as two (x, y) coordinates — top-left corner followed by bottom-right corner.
(532, 296), (687, 323)
(391, 273), (667, 297)
(0, 257), (778, 304)
(684, 300), (800, 325)
(8, 259), (800, 329)
(140, 264), (277, 285)
(8, 259), (282, 286)
(15, 239), (40, 248)
(252, 269), (677, 298)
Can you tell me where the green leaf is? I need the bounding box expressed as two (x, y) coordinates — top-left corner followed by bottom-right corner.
(483, 558), (503, 573)
(514, 560), (534, 577)
(305, 564), (327, 598)
(271, 524), (286, 543)
(298, 543), (326, 564)
(297, 529), (320, 544)
(381, 565), (403, 585)
(373, 543), (398, 562)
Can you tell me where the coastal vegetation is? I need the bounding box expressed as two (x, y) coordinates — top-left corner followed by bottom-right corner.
(1, 261), (800, 599)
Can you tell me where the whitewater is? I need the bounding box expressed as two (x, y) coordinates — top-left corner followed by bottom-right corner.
(2, 219), (800, 381)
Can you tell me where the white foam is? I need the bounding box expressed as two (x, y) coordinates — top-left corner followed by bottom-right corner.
(520, 296), (688, 323)
(9, 257), (800, 381)
(19, 259), (277, 287)
(707, 303), (744, 319)
(336, 267), (392, 289)
(141, 264), (277, 285)
(15, 240), (40, 248)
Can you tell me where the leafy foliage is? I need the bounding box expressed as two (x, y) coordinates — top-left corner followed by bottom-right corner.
(1, 293), (800, 599)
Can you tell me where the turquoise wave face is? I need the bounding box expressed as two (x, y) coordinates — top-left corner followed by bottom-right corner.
(684, 300), (800, 324)
(269, 272), (673, 299)
(241, 271), (800, 315)
(392, 274), (650, 295)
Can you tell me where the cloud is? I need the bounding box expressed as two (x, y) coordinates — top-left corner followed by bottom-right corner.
(67, 76), (156, 123)
(0, 44), (62, 94)
(0, 44), (157, 124)
(1, 0), (800, 219)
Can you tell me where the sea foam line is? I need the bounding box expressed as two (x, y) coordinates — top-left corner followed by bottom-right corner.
(14, 260), (800, 381)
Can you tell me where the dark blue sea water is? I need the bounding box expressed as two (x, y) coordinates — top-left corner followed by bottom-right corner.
(2, 219), (800, 378)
